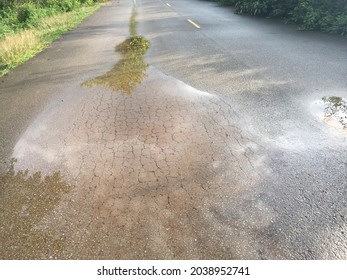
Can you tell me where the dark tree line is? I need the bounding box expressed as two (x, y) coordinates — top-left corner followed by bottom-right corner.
(216, 0), (347, 34)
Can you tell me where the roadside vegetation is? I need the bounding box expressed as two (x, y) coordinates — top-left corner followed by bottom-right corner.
(0, 0), (107, 76)
(216, 0), (347, 35)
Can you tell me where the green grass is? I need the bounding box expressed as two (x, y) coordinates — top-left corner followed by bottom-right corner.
(0, 3), (102, 76)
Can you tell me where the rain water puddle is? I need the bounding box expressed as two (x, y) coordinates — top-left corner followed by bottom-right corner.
(5, 4), (271, 259)
(321, 96), (347, 129)
(313, 96), (347, 135)
(0, 159), (71, 259)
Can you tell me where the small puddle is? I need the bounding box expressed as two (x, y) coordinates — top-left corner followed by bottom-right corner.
(322, 96), (347, 129)
(82, 7), (150, 95)
(313, 95), (347, 135)
(0, 159), (71, 259)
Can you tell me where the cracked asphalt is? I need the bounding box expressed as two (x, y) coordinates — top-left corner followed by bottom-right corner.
(1, 0), (347, 259)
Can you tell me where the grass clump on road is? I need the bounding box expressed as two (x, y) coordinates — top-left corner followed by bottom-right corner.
(116, 35), (150, 56)
(83, 8), (150, 95)
(0, 1), (107, 76)
(83, 35), (150, 95)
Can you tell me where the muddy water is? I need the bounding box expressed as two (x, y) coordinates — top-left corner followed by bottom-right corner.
(83, 7), (149, 95)
(0, 159), (71, 259)
(8, 65), (269, 259)
(82, 36), (149, 95)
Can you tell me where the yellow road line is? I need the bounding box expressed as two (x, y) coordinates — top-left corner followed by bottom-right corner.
(166, 3), (171, 7)
(187, 19), (201, 29)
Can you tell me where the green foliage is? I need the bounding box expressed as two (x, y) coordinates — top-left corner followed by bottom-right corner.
(234, 0), (269, 15)
(217, 0), (237, 6)
(214, 0), (347, 35)
(291, 0), (347, 34)
(0, 0), (104, 39)
(17, 3), (40, 27)
(0, 0), (99, 9)
(0, 4), (100, 76)
(116, 35), (150, 56)
(0, 7), (18, 36)
(55, 0), (81, 12)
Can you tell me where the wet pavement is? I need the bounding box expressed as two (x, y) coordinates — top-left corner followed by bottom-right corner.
(1, 0), (347, 259)
(5, 64), (269, 258)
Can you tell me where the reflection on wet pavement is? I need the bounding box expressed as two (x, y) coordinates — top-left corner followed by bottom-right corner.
(0, 159), (71, 259)
(1, 0), (346, 261)
(10, 66), (269, 259)
(83, 8), (149, 95)
(322, 96), (347, 129)
(312, 96), (347, 136)
(3, 4), (271, 259)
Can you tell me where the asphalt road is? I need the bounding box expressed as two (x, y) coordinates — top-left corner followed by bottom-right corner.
(0, 0), (346, 259)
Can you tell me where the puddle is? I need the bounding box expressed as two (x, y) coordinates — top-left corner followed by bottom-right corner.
(321, 96), (347, 129)
(9, 63), (270, 258)
(82, 8), (150, 95)
(313, 96), (347, 135)
(0, 159), (71, 259)
(315, 96), (347, 133)
(6, 5), (270, 259)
